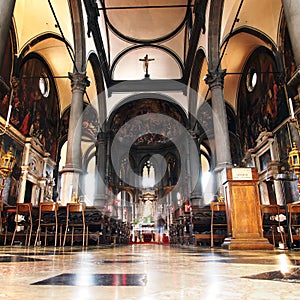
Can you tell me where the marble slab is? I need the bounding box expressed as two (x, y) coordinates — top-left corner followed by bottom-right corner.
(31, 273), (147, 286)
(244, 267), (300, 283)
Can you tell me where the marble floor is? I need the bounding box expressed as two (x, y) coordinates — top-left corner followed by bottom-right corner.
(1, 244), (300, 300)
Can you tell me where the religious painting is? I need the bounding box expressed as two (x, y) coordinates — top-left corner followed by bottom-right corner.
(197, 100), (213, 138)
(60, 109), (70, 138)
(110, 98), (186, 146)
(282, 27), (299, 112)
(238, 47), (289, 155)
(0, 56), (60, 160)
(0, 135), (23, 206)
(82, 104), (98, 141)
(259, 149), (271, 171)
(283, 180), (300, 204)
(275, 123), (291, 161)
(60, 104), (98, 143)
(0, 34), (13, 104)
(230, 134), (241, 167)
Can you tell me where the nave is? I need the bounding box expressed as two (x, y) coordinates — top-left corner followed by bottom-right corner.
(1, 244), (300, 300)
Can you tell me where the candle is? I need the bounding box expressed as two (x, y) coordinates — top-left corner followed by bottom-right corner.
(5, 104), (12, 127)
(289, 98), (295, 119)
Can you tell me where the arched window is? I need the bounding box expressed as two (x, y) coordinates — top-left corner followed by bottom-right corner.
(142, 160), (155, 188)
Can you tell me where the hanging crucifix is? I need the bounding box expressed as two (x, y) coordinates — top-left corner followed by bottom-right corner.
(139, 54), (155, 78)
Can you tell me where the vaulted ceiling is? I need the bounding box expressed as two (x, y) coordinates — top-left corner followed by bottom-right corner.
(12, 0), (283, 115)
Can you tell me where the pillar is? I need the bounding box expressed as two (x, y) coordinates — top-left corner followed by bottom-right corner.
(189, 133), (204, 207)
(283, 1), (300, 147)
(94, 131), (108, 209)
(0, 0), (16, 71)
(205, 69), (232, 195)
(282, 0), (300, 67)
(60, 71), (90, 205)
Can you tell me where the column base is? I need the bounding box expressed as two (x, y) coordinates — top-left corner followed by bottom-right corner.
(59, 169), (82, 205)
(94, 194), (108, 210)
(190, 194), (204, 207)
(222, 237), (274, 250)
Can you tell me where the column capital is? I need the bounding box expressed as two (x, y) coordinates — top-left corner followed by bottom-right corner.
(204, 69), (226, 89)
(68, 71), (90, 93)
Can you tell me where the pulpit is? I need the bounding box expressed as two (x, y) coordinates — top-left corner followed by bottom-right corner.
(222, 167), (273, 250)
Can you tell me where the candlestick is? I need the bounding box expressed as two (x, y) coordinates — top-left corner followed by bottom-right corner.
(5, 105), (12, 127)
(289, 98), (295, 119)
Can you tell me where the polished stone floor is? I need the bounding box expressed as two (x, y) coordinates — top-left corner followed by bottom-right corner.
(1, 244), (300, 299)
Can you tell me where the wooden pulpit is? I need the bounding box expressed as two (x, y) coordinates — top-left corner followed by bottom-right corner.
(221, 167), (273, 250)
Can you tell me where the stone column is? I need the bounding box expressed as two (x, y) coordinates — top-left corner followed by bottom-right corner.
(205, 69), (232, 195)
(189, 134), (204, 207)
(94, 131), (108, 209)
(282, 0), (300, 67)
(60, 71), (90, 205)
(0, 0), (16, 71)
(283, 1), (300, 147)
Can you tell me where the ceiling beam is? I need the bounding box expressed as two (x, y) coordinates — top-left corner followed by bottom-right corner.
(99, 4), (195, 11)
(108, 79), (186, 96)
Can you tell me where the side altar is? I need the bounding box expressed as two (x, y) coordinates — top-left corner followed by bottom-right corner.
(221, 167), (273, 250)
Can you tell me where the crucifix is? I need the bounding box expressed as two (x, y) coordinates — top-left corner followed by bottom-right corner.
(139, 54), (155, 78)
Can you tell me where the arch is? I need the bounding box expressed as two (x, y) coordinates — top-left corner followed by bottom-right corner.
(107, 93), (189, 130)
(18, 33), (73, 61)
(103, 0), (192, 44)
(188, 48), (207, 130)
(207, 0), (224, 71)
(68, 0), (87, 72)
(110, 45), (184, 79)
(82, 143), (96, 172)
(0, 25), (18, 123)
(237, 46), (289, 154)
(222, 27), (278, 54)
(10, 53), (60, 159)
(87, 52), (107, 131)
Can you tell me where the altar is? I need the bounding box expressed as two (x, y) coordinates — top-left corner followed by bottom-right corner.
(130, 189), (167, 243)
(131, 225), (156, 243)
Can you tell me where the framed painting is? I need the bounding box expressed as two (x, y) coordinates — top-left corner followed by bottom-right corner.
(259, 149), (271, 171)
(275, 123), (291, 161)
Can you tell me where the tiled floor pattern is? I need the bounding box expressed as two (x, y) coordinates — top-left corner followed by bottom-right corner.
(1, 244), (300, 299)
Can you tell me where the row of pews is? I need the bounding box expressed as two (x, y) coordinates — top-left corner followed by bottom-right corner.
(169, 203), (300, 248)
(0, 204), (131, 247)
(169, 205), (227, 247)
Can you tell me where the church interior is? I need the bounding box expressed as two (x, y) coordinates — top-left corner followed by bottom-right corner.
(1, 0), (300, 299)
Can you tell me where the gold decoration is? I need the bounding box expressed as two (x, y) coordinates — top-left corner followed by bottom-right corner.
(288, 141), (300, 191)
(0, 145), (16, 200)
